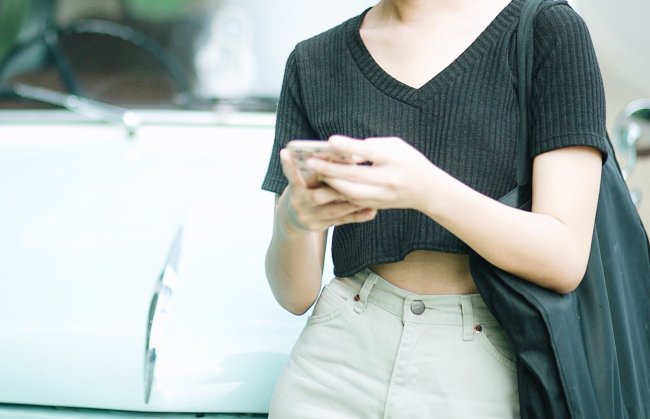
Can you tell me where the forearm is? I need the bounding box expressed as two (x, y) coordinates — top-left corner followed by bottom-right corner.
(420, 171), (590, 293)
(265, 193), (325, 315)
(310, 137), (602, 293)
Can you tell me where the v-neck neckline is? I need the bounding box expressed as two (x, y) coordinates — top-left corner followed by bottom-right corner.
(346, 0), (523, 107)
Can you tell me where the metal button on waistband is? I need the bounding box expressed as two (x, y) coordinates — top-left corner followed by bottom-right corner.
(410, 300), (425, 315)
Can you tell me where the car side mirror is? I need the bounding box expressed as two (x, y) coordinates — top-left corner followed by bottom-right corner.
(613, 98), (650, 207)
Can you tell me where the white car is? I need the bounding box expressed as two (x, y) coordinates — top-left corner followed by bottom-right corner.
(0, 109), (299, 418)
(0, 1), (374, 417)
(0, 0), (647, 417)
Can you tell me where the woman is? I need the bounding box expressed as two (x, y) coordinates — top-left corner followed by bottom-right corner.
(262, 0), (608, 416)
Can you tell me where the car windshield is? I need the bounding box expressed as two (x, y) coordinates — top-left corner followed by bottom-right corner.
(0, 0), (375, 111)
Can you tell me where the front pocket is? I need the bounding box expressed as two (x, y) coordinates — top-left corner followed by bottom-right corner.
(307, 279), (357, 325)
(475, 322), (518, 373)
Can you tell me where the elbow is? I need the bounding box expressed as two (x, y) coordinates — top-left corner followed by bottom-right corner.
(535, 234), (592, 294)
(552, 277), (582, 295)
(269, 287), (317, 316)
(277, 292), (316, 316)
(548, 257), (589, 295)
(283, 301), (313, 316)
(266, 271), (319, 316)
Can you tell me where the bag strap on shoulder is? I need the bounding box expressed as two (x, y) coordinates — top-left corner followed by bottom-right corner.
(503, 0), (568, 208)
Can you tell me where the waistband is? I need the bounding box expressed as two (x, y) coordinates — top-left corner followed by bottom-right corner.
(337, 269), (499, 339)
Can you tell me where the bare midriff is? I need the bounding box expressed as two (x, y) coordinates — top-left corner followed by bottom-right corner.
(369, 250), (478, 295)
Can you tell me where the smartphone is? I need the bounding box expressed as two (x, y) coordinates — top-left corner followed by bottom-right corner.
(287, 140), (352, 187)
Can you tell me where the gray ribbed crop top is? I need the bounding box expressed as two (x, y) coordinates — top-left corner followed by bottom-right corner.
(261, 0), (608, 277)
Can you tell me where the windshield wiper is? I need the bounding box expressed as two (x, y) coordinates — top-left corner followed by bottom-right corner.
(12, 83), (141, 137)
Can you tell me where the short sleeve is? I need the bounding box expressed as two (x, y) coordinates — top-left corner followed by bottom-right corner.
(529, 4), (609, 162)
(261, 49), (319, 194)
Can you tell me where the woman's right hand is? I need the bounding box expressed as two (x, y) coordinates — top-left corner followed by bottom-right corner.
(278, 148), (377, 232)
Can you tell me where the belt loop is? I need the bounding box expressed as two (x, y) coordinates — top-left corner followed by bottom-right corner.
(354, 271), (378, 314)
(460, 295), (474, 341)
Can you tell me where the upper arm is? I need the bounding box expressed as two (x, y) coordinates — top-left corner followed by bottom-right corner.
(527, 5), (607, 276)
(531, 146), (602, 267)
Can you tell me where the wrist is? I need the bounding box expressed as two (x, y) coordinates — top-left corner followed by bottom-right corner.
(417, 167), (464, 223)
(412, 164), (449, 215)
(276, 189), (314, 236)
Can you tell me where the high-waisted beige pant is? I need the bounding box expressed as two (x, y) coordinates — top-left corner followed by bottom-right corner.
(269, 269), (520, 419)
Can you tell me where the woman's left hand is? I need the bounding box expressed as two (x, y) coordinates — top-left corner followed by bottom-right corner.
(305, 135), (444, 211)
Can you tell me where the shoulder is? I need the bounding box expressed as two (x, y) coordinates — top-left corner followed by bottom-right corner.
(531, 2), (599, 72)
(292, 11), (363, 68)
(534, 2), (594, 50)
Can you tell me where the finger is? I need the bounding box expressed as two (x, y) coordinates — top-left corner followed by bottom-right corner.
(327, 207), (378, 227)
(306, 158), (385, 185)
(321, 177), (387, 207)
(311, 200), (370, 220)
(328, 135), (393, 164)
(280, 148), (307, 187)
(290, 200), (370, 231)
(308, 186), (346, 206)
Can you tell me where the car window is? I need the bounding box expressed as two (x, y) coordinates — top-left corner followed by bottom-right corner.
(0, 0), (375, 110)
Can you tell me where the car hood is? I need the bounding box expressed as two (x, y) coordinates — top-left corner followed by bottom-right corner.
(0, 111), (310, 413)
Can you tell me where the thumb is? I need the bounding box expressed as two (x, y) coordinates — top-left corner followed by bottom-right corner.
(280, 148), (308, 188)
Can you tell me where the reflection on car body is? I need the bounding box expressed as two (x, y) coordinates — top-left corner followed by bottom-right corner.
(0, 1), (376, 415)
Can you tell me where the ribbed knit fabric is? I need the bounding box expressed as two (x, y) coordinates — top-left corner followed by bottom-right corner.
(261, 0), (609, 278)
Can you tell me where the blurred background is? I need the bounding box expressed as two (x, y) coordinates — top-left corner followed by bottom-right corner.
(0, 0), (377, 108)
(574, 0), (650, 226)
(0, 2), (382, 413)
(0, 0), (648, 220)
(0, 1), (647, 414)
